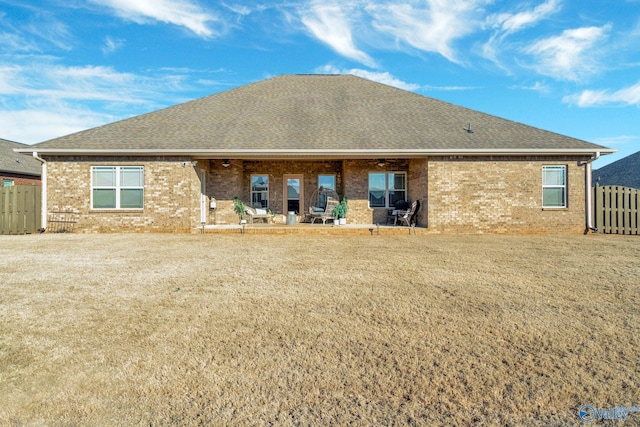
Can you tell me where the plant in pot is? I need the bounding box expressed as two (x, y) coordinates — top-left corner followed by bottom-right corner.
(267, 208), (276, 224)
(339, 196), (348, 225)
(331, 203), (344, 225)
(233, 197), (247, 224)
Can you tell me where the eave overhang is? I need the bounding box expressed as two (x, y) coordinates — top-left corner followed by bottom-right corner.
(14, 147), (616, 159)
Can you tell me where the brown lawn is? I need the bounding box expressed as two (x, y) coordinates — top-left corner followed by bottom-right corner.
(0, 233), (638, 426)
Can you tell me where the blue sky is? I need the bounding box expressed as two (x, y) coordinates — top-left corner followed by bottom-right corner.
(1, 0), (639, 168)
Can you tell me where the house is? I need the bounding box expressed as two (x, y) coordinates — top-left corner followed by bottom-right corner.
(1, 138), (42, 187)
(593, 150), (640, 189)
(16, 74), (614, 234)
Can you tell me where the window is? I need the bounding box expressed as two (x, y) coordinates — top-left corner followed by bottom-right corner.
(318, 174), (335, 190)
(317, 175), (336, 209)
(2, 179), (14, 187)
(542, 165), (567, 208)
(251, 175), (269, 208)
(368, 172), (406, 208)
(92, 166), (144, 209)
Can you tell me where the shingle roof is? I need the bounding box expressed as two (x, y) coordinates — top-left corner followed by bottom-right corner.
(1, 138), (42, 176)
(593, 150), (640, 188)
(24, 74), (611, 156)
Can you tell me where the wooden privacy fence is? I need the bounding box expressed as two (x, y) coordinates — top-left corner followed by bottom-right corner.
(593, 185), (639, 235)
(0, 185), (41, 235)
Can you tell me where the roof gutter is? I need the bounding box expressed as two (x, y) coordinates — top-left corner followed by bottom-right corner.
(14, 147), (617, 158)
(580, 151), (600, 234)
(32, 151), (47, 232)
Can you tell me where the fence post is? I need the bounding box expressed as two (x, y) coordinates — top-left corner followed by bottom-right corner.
(593, 185), (600, 232)
(632, 188), (638, 234)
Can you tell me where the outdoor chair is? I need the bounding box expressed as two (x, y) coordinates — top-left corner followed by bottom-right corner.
(309, 197), (339, 224)
(395, 200), (420, 226)
(245, 206), (272, 224)
(387, 200), (410, 224)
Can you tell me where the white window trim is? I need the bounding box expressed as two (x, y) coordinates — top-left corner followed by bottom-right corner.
(91, 166), (144, 210)
(542, 165), (567, 209)
(368, 171), (407, 208)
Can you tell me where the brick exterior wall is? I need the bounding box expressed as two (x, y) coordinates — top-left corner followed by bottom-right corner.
(1, 173), (41, 187)
(426, 156), (588, 234)
(43, 156), (590, 233)
(45, 156), (201, 233)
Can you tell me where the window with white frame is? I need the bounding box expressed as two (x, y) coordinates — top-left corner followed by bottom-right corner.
(368, 172), (406, 208)
(542, 165), (567, 208)
(251, 175), (269, 208)
(92, 166), (144, 209)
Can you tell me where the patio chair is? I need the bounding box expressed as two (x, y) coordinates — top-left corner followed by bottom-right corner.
(387, 200), (410, 224)
(309, 196), (339, 224)
(395, 200), (420, 226)
(245, 206), (272, 224)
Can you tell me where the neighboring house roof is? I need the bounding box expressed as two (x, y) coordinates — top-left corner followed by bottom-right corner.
(593, 150), (640, 188)
(0, 138), (42, 176)
(20, 74), (612, 158)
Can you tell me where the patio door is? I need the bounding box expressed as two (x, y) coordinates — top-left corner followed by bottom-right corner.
(284, 174), (303, 214)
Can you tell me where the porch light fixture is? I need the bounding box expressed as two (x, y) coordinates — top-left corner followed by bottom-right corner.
(222, 159), (231, 168)
(377, 159), (386, 167)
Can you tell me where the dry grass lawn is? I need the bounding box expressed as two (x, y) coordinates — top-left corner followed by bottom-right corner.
(0, 233), (638, 426)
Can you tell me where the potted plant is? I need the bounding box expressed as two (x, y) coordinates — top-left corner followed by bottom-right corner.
(339, 196), (348, 225)
(233, 197), (247, 224)
(332, 203), (343, 225)
(267, 208), (276, 224)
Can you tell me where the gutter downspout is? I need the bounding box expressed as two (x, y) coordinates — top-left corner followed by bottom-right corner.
(582, 151), (600, 234)
(32, 152), (47, 232)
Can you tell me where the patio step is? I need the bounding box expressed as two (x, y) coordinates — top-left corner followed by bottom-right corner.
(195, 224), (426, 236)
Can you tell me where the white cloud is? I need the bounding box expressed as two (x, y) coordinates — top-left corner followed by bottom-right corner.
(25, 19), (74, 51)
(0, 108), (114, 144)
(0, 59), (211, 143)
(102, 36), (125, 55)
(91, 0), (219, 38)
(483, 0), (561, 67)
(528, 81), (549, 92)
(300, 2), (375, 67)
(563, 81), (640, 107)
(367, 0), (484, 64)
(486, 0), (560, 34)
(222, 3), (252, 16)
(593, 135), (639, 146)
(0, 64), (150, 103)
(316, 65), (419, 91)
(423, 85), (482, 91)
(525, 24), (611, 81)
(0, 31), (39, 52)
(0, 14), (74, 53)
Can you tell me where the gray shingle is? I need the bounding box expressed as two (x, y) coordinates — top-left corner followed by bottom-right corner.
(1, 138), (42, 176)
(28, 74), (610, 154)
